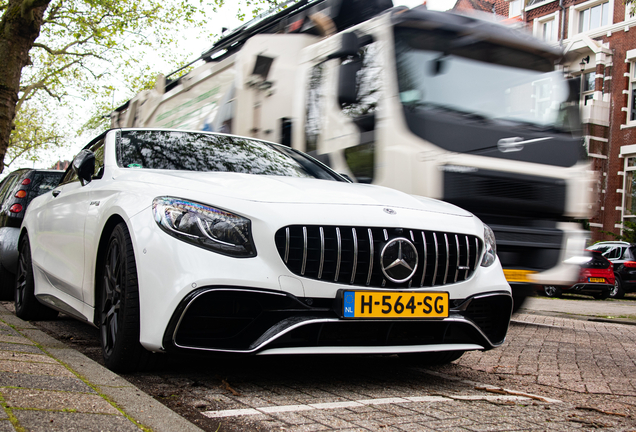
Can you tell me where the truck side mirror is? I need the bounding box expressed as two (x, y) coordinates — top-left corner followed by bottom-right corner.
(328, 32), (359, 60)
(72, 149), (96, 186)
(338, 59), (362, 106)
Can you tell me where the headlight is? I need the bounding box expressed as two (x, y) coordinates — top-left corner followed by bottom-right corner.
(481, 224), (497, 267)
(152, 197), (256, 258)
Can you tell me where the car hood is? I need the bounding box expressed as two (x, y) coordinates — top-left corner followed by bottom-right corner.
(125, 170), (472, 217)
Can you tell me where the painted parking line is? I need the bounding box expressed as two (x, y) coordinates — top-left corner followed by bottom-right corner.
(201, 393), (549, 419)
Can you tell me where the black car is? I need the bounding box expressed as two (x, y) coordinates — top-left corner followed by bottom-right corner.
(587, 241), (636, 298)
(0, 168), (64, 299)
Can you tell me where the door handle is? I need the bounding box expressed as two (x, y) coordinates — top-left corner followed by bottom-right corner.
(52, 190), (61, 197)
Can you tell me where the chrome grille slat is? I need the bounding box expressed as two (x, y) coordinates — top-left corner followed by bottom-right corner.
(442, 234), (449, 285)
(432, 233), (439, 286)
(454, 234), (460, 283)
(274, 225), (481, 289)
(474, 237), (480, 269)
(318, 227), (325, 279)
(465, 236), (470, 279)
(351, 228), (358, 285)
(301, 226), (308, 276)
(366, 229), (374, 286)
(420, 231), (427, 287)
(284, 227), (290, 263)
(335, 227), (342, 282)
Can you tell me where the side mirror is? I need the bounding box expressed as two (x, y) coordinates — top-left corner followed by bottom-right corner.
(338, 59), (362, 106)
(328, 32), (359, 60)
(72, 149), (96, 186)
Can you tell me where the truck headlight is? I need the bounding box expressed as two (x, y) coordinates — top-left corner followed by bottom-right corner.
(152, 197), (256, 258)
(481, 224), (497, 267)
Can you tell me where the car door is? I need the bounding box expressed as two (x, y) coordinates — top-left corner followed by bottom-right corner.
(29, 152), (100, 301)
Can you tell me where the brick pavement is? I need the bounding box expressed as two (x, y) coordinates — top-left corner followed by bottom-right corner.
(182, 313), (636, 431)
(0, 303), (203, 432)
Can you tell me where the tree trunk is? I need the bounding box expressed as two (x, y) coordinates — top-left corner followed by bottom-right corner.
(0, 0), (50, 174)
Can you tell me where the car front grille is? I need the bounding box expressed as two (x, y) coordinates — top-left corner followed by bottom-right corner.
(274, 226), (482, 288)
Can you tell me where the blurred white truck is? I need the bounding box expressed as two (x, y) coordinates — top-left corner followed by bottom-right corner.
(111, 0), (595, 308)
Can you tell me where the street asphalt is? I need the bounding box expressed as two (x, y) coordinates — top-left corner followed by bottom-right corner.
(0, 295), (634, 431)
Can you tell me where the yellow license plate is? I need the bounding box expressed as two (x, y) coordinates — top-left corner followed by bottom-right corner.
(503, 269), (537, 283)
(589, 277), (605, 283)
(343, 291), (449, 318)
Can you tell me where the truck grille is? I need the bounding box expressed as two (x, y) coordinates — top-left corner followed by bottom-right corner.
(275, 226), (482, 289)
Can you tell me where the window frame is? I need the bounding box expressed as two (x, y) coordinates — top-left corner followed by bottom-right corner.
(627, 61), (636, 127)
(533, 11), (560, 43)
(508, 0), (522, 18)
(570, 0), (613, 36)
(622, 155), (636, 222)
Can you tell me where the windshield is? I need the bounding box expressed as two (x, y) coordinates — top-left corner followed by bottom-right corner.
(117, 130), (343, 181)
(394, 27), (569, 129)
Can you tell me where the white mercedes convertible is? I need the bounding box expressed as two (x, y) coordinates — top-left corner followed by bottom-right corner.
(16, 129), (511, 372)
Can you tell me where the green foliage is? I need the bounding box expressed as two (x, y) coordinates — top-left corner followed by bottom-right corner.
(4, 0), (284, 167)
(601, 219), (636, 243)
(7, 103), (69, 169)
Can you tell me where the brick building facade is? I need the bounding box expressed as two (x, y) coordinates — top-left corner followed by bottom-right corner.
(454, 0), (636, 242)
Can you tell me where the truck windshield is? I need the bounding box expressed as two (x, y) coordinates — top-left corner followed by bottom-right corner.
(394, 27), (569, 129)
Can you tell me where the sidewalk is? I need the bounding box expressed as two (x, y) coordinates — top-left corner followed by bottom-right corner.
(0, 303), (202, 432)
(519, 295), (636, 325)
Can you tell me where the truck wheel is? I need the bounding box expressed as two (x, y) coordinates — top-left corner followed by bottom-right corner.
(14, 235), (58, 321)
(609, 278), (625, 299)
(399, 350), (464, 365)
(543, 285), (562, 298)
(98, 223), (153, 372)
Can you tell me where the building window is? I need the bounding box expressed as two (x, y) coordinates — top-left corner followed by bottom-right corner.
(542, 20), (556, 41)
(578, 1), (610, 33)
(509, 0), (521, 17)
(629, 62), (636, 123)
(534, 13), (559, 42)
(625, 157), (636, 217)
(582, 71), (595, 105)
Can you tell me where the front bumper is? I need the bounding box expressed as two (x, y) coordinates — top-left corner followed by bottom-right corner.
(162, 288), (512, 355)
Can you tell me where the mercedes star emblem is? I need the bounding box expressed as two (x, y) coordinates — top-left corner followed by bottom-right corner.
(380, 238), (419, 283)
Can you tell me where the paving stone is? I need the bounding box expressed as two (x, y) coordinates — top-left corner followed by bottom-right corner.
(0, 360), (75, 378)
(1, 388), (120, 414)
(0, 372), (95, 393)
(0, 351), (57, 364)
(12, 411), (140, 432)
(0, 420), (14, 432)
(0, 342), (41, 355)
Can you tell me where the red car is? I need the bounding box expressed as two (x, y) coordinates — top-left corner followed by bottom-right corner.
(543, 250), (614, 300)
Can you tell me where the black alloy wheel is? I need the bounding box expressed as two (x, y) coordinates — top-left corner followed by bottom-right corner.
(14, 235), (58, 320)
(609, 277), (625, 299)
(543, 285), (562, 298)
(98, 222), (152, 372)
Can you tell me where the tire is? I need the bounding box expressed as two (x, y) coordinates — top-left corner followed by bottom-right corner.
(399, 350), (465, 365)
(14, 235), (58, 321)
(609, 277), (625, 299)
(543, 285), (562, 298)
(0, 264), (15, 301)
(98, 223), (152, 373)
